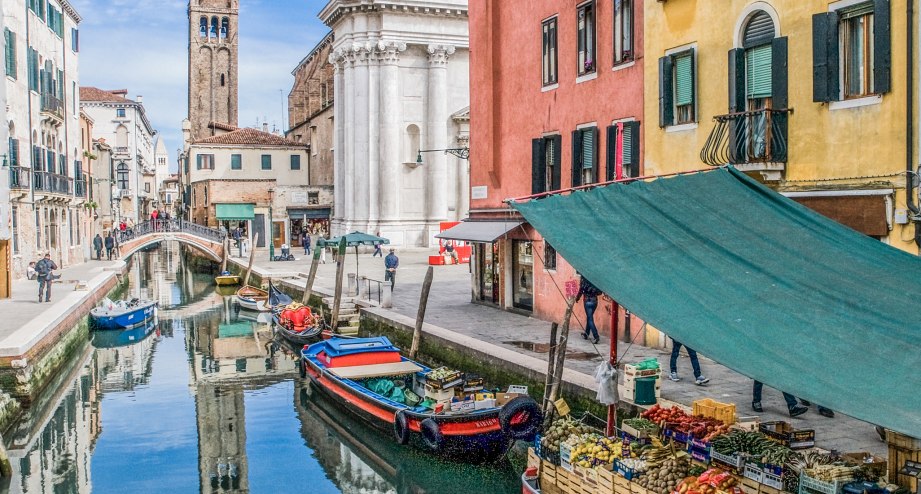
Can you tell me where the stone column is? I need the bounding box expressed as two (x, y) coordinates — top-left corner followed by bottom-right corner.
(378, 41), (406, 225)
(425, 44), (454, 235)
(353, 42), (371, 229)
(456, 134), (470, 219)
(342, 47), (356, 231)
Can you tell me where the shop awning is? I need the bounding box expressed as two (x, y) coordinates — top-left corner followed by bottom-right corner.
(435, 219), (524, 243)
(215, 203), (255, 220)
(509, 167), (921, 438)
(288, 208), (331, 219)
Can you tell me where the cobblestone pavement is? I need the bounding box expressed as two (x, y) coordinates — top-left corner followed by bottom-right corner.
(236, 247), (887, 456)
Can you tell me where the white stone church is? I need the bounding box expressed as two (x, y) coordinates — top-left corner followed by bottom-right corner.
(319, 0), (470, 247)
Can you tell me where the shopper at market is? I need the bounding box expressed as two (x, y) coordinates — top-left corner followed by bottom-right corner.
(576, 274), (602, 344)
(668, 338), (710, 385)
(752, 380), (808, 417)
(798, 399), (835, 418)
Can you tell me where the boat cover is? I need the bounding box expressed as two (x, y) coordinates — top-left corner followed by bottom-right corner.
(509, 166), (921, 438)
(321, 337), (399, 357)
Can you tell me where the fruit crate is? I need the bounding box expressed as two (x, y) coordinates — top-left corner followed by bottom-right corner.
(744, 463), (765, 483)
(710, 450), (746, 470)
(763, 470), (783, 490)
(799, 472), (846, 494)
(624, 363), (661, 379)
(693, 398), (737, 425)
(663, 424), (690, 443)
(424, 367), (463, 389)
(760, 421), (816, 449)
(621, 422), (658, 440)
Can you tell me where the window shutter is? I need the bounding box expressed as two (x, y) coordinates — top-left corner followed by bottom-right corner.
(571, 130), (582, 187)
(812, 13), (840, 102)
(550, 135), (562, 190)
(874, 0), (891, 94)
(587, 127), (598, 183)
(196, 154), (202, 170)
(771, 37), (788, 108)
(621, 122), (640, 178)
(658, 56), (674, 127)
(9, 32), (15, 79)
(531, 138), (546, 194)
(746, 44), (773, 98)
(728, 48), (745, 112)
(675, 53), (694, 106)
(606, 125), (618, 181)
(231, 154), (241, 169)
(57, 69), (63, 100)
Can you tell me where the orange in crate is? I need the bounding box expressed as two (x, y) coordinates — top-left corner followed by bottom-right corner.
(693, 398), (737, 425)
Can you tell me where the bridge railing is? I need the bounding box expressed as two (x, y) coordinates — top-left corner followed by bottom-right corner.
(117, 219), (226, 245)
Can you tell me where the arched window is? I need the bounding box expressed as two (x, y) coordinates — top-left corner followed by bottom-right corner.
(200, 17), (208, 38)
(116, 162), (129, 190)
(115, 124), (128, 147)
(405, 124), (421, 163)
(210, 17), (219, 38)
(221, 17), (229, 39)
(741, 11), (777, 111)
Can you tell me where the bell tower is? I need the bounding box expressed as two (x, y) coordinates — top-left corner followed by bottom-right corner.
(188, 0), (239, 140)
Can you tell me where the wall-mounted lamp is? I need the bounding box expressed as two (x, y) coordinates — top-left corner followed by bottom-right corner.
(415, 147), (470, 166)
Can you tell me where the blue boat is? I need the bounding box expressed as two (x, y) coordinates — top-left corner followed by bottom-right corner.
(90, 298), (159, 330)
(91, 318), (158, 348)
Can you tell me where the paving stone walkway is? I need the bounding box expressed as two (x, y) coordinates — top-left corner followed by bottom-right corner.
(232, 247), (888, 456)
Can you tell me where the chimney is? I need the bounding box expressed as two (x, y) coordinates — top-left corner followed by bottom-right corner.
(263, 122), (269, 133)
(136, 95), (143, 104)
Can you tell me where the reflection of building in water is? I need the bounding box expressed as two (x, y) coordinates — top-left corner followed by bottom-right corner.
(4, 347), (100, 494)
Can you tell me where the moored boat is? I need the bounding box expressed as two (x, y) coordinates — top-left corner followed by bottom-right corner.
(215, 272), (241, 286)
(273, 303), (325, 345)
(235, 285), (269, 311)
(90, 298), (159, 330)
(300, 336), (542, 463)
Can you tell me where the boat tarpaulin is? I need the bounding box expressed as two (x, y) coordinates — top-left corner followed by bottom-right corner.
(435, 220), (523, 243)
(509, 166), (921, 437)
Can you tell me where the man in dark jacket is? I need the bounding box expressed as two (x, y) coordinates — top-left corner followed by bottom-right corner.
(93, 234), (104, 260)
(35, 253), (57, 303)
(104, 233), (115, 260)
(384, 249), (399, 289)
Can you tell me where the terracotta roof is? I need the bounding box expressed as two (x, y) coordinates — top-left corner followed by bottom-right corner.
(80, 87), (131, 102)
(193, 127), (305, 147)
(208, 121), (239, 132)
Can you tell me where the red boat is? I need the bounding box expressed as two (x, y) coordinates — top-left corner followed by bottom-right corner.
(300, 337), (542, 463)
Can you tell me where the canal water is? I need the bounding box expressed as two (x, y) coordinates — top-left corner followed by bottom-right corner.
(1, 243), (521, 493)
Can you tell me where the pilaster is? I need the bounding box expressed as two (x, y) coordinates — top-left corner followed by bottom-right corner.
(378, 41), (407, 224)
(425, 44), (454, 236)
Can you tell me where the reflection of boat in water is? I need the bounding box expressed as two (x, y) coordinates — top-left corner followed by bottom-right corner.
(297, 380), (521, 494)
(235, 308), (271, 325)
(91, 317), (158, 348)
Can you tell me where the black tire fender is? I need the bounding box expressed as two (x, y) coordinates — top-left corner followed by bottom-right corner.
(420, 418), (443, 451)
(393, 410), (410, 445)
(499, 396), (543, 441)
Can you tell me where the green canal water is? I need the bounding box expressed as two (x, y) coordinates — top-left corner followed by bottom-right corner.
(0, 243), (521, 493)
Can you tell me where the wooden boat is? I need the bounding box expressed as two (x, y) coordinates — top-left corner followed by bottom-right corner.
(300, 336), (542, 463)
(235, 285), (269, 312)
(273, 303), (325, 346)
(91, 317), (158, 348)
(215, 274), (241, 286)
(90, 298), (159, 330)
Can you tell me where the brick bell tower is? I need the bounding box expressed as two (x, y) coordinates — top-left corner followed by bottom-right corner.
(188, 0), (239, 140)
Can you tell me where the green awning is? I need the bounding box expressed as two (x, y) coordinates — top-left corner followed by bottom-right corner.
(215, 203), (255, 220)
(510, 167), (921, 438)
(219, 322), (253, 339)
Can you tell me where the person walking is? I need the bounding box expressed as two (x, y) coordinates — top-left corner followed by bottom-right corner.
(93, 234), (104, 260)
(752, 380), (808, 417)
(384, 249), (399, 289)
(797, 400), (835, 418)
(105, 233), (115, 260)
(35, 253), (58, 303)
(373, 232), (383, 257)
(576, 274), (602, 344)
(668, 338), (710, 385)
(302, 231), (311, 255)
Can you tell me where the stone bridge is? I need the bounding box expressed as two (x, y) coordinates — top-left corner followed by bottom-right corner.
(117, 219), (226, 262)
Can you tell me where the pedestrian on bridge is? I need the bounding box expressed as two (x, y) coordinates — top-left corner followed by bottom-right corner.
(105, 232), (115, 260)
(35, 253), (57, 303)
(93, 234), (104, 260)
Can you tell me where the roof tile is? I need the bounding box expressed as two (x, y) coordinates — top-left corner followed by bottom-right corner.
(80, 87), (131, 102)
(193, 127), (304, 147)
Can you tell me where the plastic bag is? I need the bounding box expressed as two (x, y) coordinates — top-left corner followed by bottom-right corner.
(366, 378), (394, 396)
(594, 362), (619, 405)
(389, 386), (406, 404)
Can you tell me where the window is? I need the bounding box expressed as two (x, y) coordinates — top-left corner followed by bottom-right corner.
(577, 2), (596, 76)
(4, 29), (16, 79)
(72, 82), (75, 113)
(204, 186), (208, 206)
(116, 108), (126, 118)
(8, 137), (19, 167)
(116, 162), (128, 190)
(71, 28), (79, 52)
(230, 153), (242, 170)
(210, 17), (218, 38)
(27, 47), (38, 91)
(658, 49), (696, 127)
(261, 154), (272, 170)
(613, 0), (633, 65)
(220, 73), (225, 86)
(813, 3), (891, 102)
(531, 135), (561, 194)
(308, 191), (319, 205)
(200, 17), (208, 38)
(11, 207), (18, 254)
(605, 121), (640, 180)
(842, 4), (875, 98)
(290, 154), (301, 170)
(571, 127), (597, 187)
(543, 242), (557, 270)
(221, 17), (229, 39)
(144, 182), (150, 193)
(542, 17), (558, 86)
(196, 153), (214, 170)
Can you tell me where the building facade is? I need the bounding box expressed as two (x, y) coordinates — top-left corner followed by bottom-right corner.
(463, 0), (644, 334)
(188, 0), (239, 140)
(287, 31), (335, 190)
(320, 0), (471, 247)
(159, 173), (180, 218)
(4, 0), (87, 282)
(80, 88), (158, 225)
(1, 8), (9, 298)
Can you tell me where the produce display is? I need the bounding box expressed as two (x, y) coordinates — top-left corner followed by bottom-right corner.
(540, 416), (596, 456)
(623, 417), (660, 436)
(564, 433), (620, 468)
(641, 405), (730, 441)
(711, 430), (794, 465)
(803, 464), (859, 483)
(675, 468), (739, 494)
(633, 455), (691, 494)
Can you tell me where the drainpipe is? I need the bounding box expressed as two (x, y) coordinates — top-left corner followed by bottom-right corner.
(908, 0), (920, 247)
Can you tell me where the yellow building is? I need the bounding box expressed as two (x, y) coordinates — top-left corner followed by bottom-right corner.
(644, 0), (918, 253)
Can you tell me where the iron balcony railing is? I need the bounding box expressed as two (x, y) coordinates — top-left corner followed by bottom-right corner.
(9, 166), (31, 189)
(40, 94), (63, 117)
(700, 108), (790, 167)
(33, 171), (73, 195)
(122, 219), (226, 244)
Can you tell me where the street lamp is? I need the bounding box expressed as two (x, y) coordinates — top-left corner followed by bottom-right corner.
(415, 147), (470, 166)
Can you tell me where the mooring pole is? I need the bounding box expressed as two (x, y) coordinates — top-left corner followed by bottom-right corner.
(301, 242), (322, 305)
(409, 266), (434, 359)
(243, 233), (259, 287)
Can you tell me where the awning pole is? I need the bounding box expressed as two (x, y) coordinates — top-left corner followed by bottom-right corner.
(606, 299), (620, 437)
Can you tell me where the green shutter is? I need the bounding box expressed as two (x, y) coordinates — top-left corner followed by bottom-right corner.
(231, 154), (241, 169)
(290, 154), (300, 170)
(675, 54), (694, 106)
(57, 69), (63, 99)
(581, 128), (594, 169)
(746, 44), (773, 98)
(261, 155), (271, 169)
(622, 125), (633, 165)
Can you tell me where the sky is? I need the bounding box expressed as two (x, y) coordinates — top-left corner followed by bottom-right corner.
(70, 0), (332, 171)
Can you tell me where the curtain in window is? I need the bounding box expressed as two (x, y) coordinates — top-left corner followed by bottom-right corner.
(746, 44), (773, 98)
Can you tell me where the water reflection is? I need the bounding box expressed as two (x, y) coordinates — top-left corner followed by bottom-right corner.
(1, 242), (519, 493)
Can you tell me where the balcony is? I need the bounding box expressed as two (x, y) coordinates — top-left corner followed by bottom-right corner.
(33, 171), (73, 196)
(700, 108), (790, 181)
(9, 166), (31, 190)
(40, 94), (64, 126)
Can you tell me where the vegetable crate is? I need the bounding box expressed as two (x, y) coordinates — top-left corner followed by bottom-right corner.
(798, 472), (846, 494)
(663, 424), (690, 444)
(624, 363), (661, 380)
(762, 470), (783, 490)
(621, 422), (658, 440)
(744, 463), (765, 483)
(759, 421), (816, 450)
(613, 459), (638, 480)
(687, 438), (712, 464)
(693, 398), (737, 426)
(710, 450), (746, 471)
(424, 368), (462, 389)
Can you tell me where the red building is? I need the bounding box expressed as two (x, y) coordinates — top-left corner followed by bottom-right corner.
(451, 0), (645, 338)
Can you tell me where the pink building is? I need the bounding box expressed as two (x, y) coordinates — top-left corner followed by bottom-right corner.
(454, 0), (645, 338)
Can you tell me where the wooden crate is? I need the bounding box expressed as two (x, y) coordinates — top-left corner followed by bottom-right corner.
(888, 443), (921, 492)
(630, 482), (651, 494)
(760, 484), (784, 494)
(543, 480), (564, 494)
(528, 447), (541, 469)
(887, 431), (921, 450)
(741, 476), (762, 494)
(693, 398), (737, 425)
(613, 475), (633, 494)
(597, 467), (616, 494)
